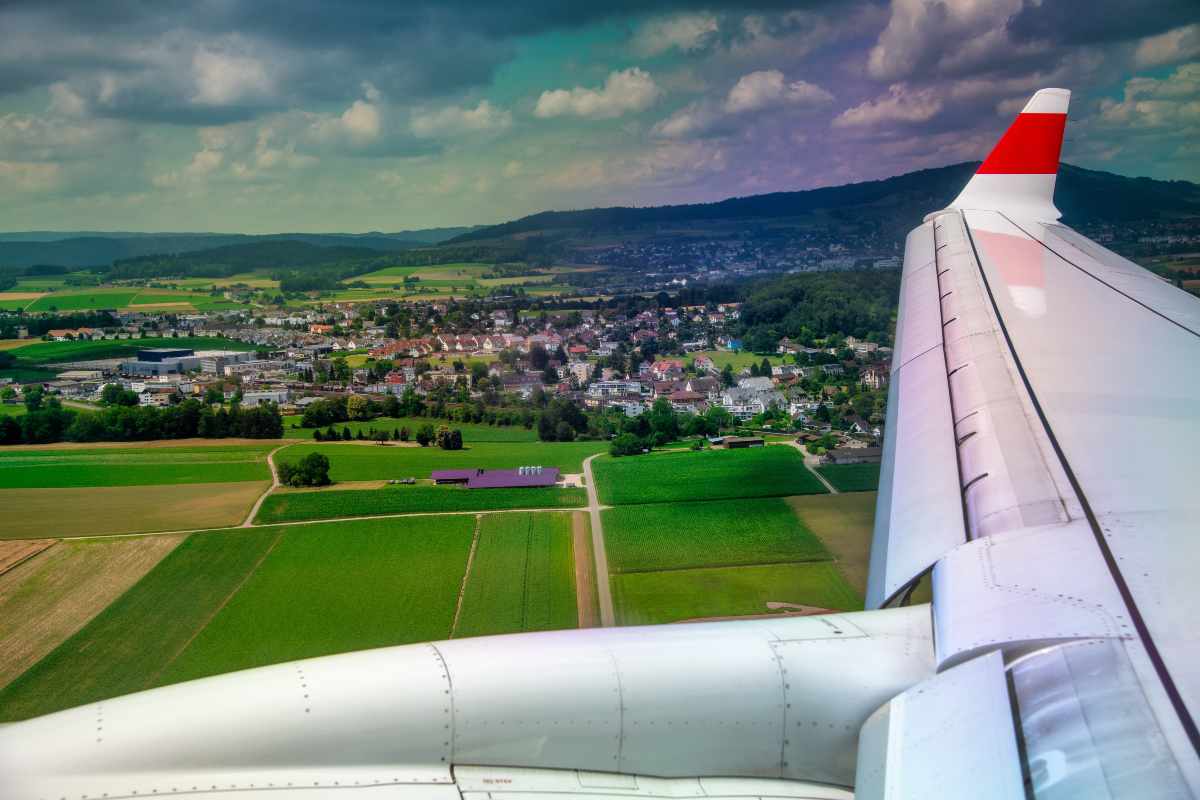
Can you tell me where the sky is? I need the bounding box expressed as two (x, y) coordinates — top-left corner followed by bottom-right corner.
(0, 0), (1197, 233)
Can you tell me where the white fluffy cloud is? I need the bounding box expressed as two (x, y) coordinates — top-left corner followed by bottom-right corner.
(1097, 63), (1200, 128)
(833, 84), (943, 128)
(0, 160), (62, 192)
(867, 0), (1024, 81)
(724, 70), (832, 114)
(1135, 24), (1200, 68)
(534, 68), (661, 119)
(339, 99), (381, 142)
(191, 48), (273, 106)
(410, 100), (512, 138)
(543, 141), (726, 190)
(632, 14), (719, 56)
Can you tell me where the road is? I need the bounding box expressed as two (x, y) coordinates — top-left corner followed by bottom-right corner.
(240, 443), (295, 527)
(581, 453), (615, 627)
(778, 440), (839, 495)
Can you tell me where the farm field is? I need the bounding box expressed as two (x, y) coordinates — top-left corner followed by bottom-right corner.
(1, 481), (268, 539)
(787, 493), (877, 597)
(816, 463), (881, 493)
(280, 440), (606, 482)
(602, 498), (829, 574)
(2, 286), (242, 313)
(285, 416), (538, 442)
(23, 288), (140, 312)
(161, 516), (474, 683)
(454, 512), (576, 638)
(0, 516), (478, 720)
(7, 336), (257, 365)
(256, 485), (587, 524)
(0, 444), (276, 488)
(592, 446), (826, 505)
(611, 562), (863, 626)
(0, 536), (183, 688)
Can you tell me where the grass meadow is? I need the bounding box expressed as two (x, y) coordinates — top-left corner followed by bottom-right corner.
(817, 463), (881, 492)
(256, 485), (587, 524)
(592, 446), (826, 506)
(602, 498), (830, 574)
(8, 336), (257, 365)
(24, 288), (141, 312)
(611, 562), (863, 626)
(454, 512), (577, 638)
(281, 439), (605, 482)
(285, 416), (539, 442)
(0, 444), (275, 488)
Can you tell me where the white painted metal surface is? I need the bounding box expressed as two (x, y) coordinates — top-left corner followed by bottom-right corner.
(855, 651), (1024, 800)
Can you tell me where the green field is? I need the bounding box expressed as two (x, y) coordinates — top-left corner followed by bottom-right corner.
(0, 296), (33, 311)
(603, 498), (829, 573)
(592, 446), (826, 505)
(0, 444), (275, 488)
(0, 516), (478, 719)
(817, 463), (881, 492)
(285, 416), (538, 442)
(611, 562), (863, 626)
(256, 485), (587, 523)
(454, 513), (577, 638)
(24, 289), (142, 312)
(0, 404), (25, 418)
(0, 528), (281, 720)
(161, 516), (474, 683)
(8, 336), (258, 365)
(688, 350), (787, 372)
(281, 440), (606, 482)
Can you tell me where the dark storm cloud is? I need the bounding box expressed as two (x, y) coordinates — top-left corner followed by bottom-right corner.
(1007, 0), (1199, 45)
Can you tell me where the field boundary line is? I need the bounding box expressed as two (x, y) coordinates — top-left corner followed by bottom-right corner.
(612, 554), (835, 575)
(776, 441), (838, 495)
(582, 454), (615, 627)
(449, 515), (483, 638)
(241, 442), (297, 527)
(144, 528), (284, 688)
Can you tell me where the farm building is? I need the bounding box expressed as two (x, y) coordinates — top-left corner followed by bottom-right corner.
(724, 436), (765, 449)
(431, 466), (560, 489)
(823, 446), (882, 465)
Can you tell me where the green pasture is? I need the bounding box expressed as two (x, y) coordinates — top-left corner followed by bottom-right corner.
(687, 350), (787, 372)
(602, 498), (829, 574)
(255, 485), (587, 524)
(285, 416), (538, 442)
(24, 289), (142, 312)
(280, 440), (606, 482)
(0, 444), (276, 488)
(592, 446), (825, 506)
(817, 463), (881, 492)
(454, 512), (577, 637)
(9, 336), (257, 365)
(611, 562), (862, 626)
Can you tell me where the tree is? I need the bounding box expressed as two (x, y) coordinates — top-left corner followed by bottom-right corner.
(529, 344), (549, 370)
(760, 357), (772, 376)
(101, 383), (139, 407)
(720, 364), (735, 387)
(399, 426), (410, 442)
(203, 386), (224, 405)
(382, 393), (400, 418)
(346, 394), (369, 421)
(610, 433), (647, 457)
(555, 421), (576, 442)
(22, 385), (44, 412)
(0, 386), (15, 401)
(313, 429), (324, 441)
(437, 427), (463, 450)
(280, 452), (331, 487)
(416, 424), (435, 447)
(647, 397), (680, 445)
(342, 425), (352, 441)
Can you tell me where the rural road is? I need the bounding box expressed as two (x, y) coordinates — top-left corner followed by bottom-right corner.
(240, 443), (295, 527)
(581, 453), (615, 627)
(779, 441), (838, 495)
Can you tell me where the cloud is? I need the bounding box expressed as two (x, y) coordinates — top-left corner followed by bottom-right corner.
(191, 48), (273, 106)
(0, 160), (61, 192)
(410, 100), (512, 137)
(723, 69), (832, 113)
(534, 68), (661, 119)
(632, 13), (719, 56)
(833, 84), (943, 128)
(652, 103), (723, 139)
(542, 140), (726, 190)
(502, 160), (523, 178)
(867, 0), (1026, 81)
(1135, 24), (1200, 67)
(1096, 63), (1200, 129)
(1007, 0), (1200, 47)
(340, 99), (381, 142)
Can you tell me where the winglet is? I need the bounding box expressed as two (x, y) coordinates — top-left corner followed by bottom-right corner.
(948, 88), (1070, 221)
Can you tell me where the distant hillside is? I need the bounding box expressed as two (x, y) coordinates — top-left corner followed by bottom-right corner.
(108, 240), (389, 285)
(0, 226), (479, 269)
(450, 163), (1200, 244)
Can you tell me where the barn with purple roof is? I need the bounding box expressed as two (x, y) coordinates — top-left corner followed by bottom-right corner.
(430, 466), (559, 489)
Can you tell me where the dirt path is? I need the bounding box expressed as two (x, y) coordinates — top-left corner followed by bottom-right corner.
(777, 440), (839, 494)
(0, 540), (55, 576)
(240, 442), (296, 527)
(571, 511), (599, 628)
(581, 453), (615, 627)
(449, 515), (483, 638)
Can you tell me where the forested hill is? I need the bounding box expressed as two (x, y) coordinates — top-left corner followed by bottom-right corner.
(450, 163), (1200, 244)
(0, 227), (479, 269)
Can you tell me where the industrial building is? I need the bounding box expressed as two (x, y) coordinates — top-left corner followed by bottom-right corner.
(430, 466), (559, 489)
(121, 348), (256, 376)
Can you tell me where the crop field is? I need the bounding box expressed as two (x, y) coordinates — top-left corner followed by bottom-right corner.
(161, 516), (474, 683)
(0, 536), (183, 688)
(1, 481), (267, 539)
(285, 416), (538, 442)
(817, 463), (881, 493)
(281, 440), (605, 482)
(0, 296), (35, 311)
(787, 493), (877, 596)
(592, 446), (826, 506)
(256, 485), (587, 524)
(602, 498), (829, 574)
(0, 528), (281, 719)
(8, 336), (257, 365)
(0, 444), (275, 488)
(611, 562), (863, 626)
(454, 513), (577, 638)
(24, 288), (142, 312)
(0, 516), (478, 720)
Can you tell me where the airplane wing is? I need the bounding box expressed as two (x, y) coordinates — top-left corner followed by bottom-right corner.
(868, 88), (1200, 796)
(2, 89), (1198, 800)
